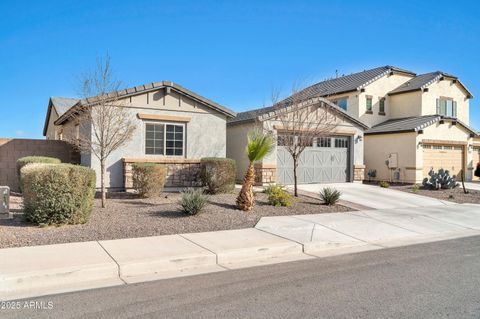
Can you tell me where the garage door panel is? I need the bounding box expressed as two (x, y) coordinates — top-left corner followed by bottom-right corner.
(423, 144), (464, 178)
(276, 136), (350, 185)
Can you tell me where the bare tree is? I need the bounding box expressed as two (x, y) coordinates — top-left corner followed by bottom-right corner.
(68, 55), (136, 208)
(263, 85), (339, 197)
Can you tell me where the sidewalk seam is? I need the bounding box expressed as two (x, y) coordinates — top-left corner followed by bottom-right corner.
(96, 241), (127, 285)
(178, 234), (230, 270)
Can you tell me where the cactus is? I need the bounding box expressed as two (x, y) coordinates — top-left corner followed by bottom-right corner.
(422, 169), (459, 190)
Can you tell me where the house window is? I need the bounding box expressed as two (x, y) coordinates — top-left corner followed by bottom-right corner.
(75, 124), (80, 140)
(334, 137), (349, 148)
(437, 98), (457, 117)
(366, 97), (373, 113)
(379, 98), (385, 114)
(317, 137), (331, 148)
(432, 145), (443, 150)
(145, 123), (184, 156)
(333, 98), (348, 111)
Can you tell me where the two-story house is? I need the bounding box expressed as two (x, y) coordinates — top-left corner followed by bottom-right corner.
(229, 65), (478, 185)
(313, 66), (478, 183)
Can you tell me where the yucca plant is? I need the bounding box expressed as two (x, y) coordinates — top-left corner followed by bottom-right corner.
(236, 129), (275, 211)
(319, 187), (341, 206)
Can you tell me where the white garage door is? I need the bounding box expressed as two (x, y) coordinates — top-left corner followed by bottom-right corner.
(423, 144), (464, 178)
(277, 136), (350, 185)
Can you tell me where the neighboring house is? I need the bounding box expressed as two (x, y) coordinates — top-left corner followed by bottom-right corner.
(43, 81), (236, 189)
(227, 97), (368, 185)
(256, 65), (478, 183)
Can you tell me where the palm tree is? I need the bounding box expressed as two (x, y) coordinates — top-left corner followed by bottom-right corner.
(236, 129), (275, 211)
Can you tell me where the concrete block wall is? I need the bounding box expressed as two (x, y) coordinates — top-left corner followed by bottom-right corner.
(0, 139), (80, 192)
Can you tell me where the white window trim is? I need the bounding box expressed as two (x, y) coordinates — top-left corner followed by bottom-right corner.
(143, 121), (186, 158)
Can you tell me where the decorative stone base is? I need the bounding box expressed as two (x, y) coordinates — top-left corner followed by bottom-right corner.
(123, 158), (202, 189)
(353, 165), (365, 182)
(254, 164), (276, 185)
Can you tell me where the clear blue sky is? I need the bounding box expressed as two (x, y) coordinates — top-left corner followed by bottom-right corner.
(0, 0), (478, 138)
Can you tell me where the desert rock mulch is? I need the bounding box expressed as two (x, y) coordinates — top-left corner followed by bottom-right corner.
(390, 184), (480, 204)
(0, 191), (351, 249)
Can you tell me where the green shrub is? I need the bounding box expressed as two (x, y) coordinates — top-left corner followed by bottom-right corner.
(21, 163), (96, 225)
(379, 181), (390, 188)
(132, 163), (167, 198)
(200, 158), (236, 194)
(16, 156), (61, 188)
(179, 188), (209, 215)
(411, 184), (419, 193)
(319, 187), (341, 206)
(264, 184), (292, 207)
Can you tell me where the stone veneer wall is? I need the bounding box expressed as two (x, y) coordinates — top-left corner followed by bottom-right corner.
(0, 138), (80, 192)
(254, 164), (276, 185)
(123, 158), (202, 189)
(353, 164), (365, 181)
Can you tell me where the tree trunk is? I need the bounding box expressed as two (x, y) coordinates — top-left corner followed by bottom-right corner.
(236, 163), (255, 211)
(293, 157), (298, 197)
(100, 158), (107, 208)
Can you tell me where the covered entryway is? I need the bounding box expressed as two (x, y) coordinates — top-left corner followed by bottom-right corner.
(422, 143), (464, 178)
(277, 136), (351, 184)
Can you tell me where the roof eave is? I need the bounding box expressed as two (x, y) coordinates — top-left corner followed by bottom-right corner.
(364, 129), (417, 135)
(387, 88), (422, 96)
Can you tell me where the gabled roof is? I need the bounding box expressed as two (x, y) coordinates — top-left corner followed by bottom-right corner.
(388, 71), (473, 98)
(54, 81), (236, 126)
(280, 65), (416, 103)
(365, 115), (478, 136)
(43, 97), (80, 136)
(228, 96), (369, 130)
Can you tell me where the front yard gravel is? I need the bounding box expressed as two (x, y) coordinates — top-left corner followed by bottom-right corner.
(0, 191), (351, 249)
(390, 185), (480, 204)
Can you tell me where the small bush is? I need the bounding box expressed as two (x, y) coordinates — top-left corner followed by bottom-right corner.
(200, 158), (236, 194)
(411, 184), (419, 193)
(319, 187), (341, 206)
(16, 156), (61, 188)
(264, 184), (292, 207)
(132, 163), (167, 198)
(21, 163), (96, 225)
(379, 181), (390, 188)
(179, 188), (209, 215)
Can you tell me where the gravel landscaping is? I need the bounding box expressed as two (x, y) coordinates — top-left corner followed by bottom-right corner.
(0, 191), (351, 249)
(389, 184), (480, 204)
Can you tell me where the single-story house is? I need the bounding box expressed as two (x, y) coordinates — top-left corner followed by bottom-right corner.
(227, 97), (368, 185)
(43, 81), (236, 189)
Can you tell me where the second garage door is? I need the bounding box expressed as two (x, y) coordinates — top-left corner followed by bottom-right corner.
(423, 144), (464, 178)
(277, 136), (351, 185)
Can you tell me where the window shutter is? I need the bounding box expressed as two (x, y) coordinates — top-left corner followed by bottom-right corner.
(453, 101), (457, 117)
(436, 98), (440, 114)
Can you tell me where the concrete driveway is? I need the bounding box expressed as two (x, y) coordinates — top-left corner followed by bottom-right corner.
(296, 182), (451, 209)
(464, 181), (480, 191)
(256, 204), (480, 257)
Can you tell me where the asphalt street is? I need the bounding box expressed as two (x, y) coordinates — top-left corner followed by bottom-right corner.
(2, 235), (480, 319)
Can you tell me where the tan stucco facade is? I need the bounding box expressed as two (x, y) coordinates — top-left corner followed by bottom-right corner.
(365, 120), (475, 183)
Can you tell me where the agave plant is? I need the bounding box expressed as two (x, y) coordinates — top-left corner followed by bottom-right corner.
(236, 129), (275, 211)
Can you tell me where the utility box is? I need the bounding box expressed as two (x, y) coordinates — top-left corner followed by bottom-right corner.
(0, 186), (11, 219)
(387, 153), (398, 169)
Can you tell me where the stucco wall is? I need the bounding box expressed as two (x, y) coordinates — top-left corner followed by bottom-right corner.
(389, 91), (423, 118)
(364, 132), (418, 183)
(421, 79), (470, 124)
(226, 121), (259, 181)
(60, 88), (229, 189)
(357, 73), (414, 127)
(45, 108), (59, 140)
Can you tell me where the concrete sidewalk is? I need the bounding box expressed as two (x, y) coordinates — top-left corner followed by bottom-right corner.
(1, 203), (480, 301)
